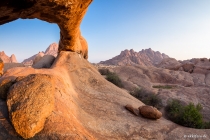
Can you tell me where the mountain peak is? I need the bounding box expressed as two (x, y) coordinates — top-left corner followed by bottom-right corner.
(100, 48), (170, 66)
(0, 51), (18, 63)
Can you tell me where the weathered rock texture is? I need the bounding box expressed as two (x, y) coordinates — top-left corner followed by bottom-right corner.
(7, 74), (55, 139)
(0, 51), (17, 63)
(0, 52), (209, 139)
(139, 105), (162, 119)
(125, 104), (139, 116)
(158, 58), (210, 74)
(100, 48), (169, 66)
(97, 63), (210, 121)
(0, 0), (92, 59)
(0, 58), (3, 76)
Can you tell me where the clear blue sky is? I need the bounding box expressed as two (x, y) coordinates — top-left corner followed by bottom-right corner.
(0, 0), (210, 63)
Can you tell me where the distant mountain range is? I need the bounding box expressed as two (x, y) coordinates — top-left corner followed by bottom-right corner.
(0, 51), (17, 63)
(99, 48), (169, 66)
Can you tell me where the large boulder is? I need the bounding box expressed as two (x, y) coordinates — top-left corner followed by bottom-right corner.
(139, 105), (162, 119)
(0, 0), (92, 59)
(157, 58), (182, 70)
(182, 62), (194, 73)
(0, 58), (3, 76)
(7, 74), (55, 139)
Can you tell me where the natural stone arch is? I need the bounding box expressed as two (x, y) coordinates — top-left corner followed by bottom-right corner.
(0, 0), (92, 59)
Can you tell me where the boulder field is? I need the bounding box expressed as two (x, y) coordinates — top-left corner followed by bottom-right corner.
(0, 52), (209, 139)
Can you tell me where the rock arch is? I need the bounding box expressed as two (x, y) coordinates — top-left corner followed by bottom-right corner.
(0, 0), (92, 59)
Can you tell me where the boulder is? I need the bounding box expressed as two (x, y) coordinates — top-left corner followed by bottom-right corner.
(0, 58), (3, 76)
(139, 105), (162, 119)
(125, 104), (139, 116)
(7, 74), (55, 139)
(182, 62), (194, 73)
(32, 55), (55, 69)
(157, 58), (182, 70)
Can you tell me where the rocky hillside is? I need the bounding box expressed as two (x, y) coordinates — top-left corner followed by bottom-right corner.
(0, 51), (17, 63)
(1, 52), (209, 139)
(157, 57), (210, 75)
(100, 48), (169, 66)
(22, 43), (58, 66)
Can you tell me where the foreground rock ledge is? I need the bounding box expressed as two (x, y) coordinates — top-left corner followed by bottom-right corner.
(0, 0), (92, 58)
(0, 52), (209, 139)
(7, 74), (55, 139)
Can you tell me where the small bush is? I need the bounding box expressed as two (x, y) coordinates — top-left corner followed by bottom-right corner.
(106, 72), (123, 88)
(165, 99), (204, 129)
(130, 88), (162, 109)
(153, 85), (173, 89)
(98, 69), (111, 75)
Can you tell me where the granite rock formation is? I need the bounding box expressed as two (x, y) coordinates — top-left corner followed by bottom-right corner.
(100, 48), (169, 66)
(158, 58), (210, 74)
(0, 51), (17, 63)
(97, 64), (210, 121)
(7, 74), (55, 139)
(0, 0), (92, 59)
(0, 52), (209, 139)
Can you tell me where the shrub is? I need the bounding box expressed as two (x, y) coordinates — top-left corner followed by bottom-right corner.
(165, 99), (204, 129)
(130, 88), (162, 109)
(153, 85), (173, 89)
(98, 69), (111, 75)
(106, 72), (123, 88)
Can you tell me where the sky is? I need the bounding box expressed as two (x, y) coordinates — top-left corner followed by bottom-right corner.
(0, 0), (210, 63)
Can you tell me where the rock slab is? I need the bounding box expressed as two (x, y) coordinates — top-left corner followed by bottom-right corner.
(7, 74), (55, 139)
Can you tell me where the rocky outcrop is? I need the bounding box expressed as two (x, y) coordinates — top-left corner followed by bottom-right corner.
(158, 58), (210, 75)
(100, 48), (169, 66)
(7, 74), (55, 139)
(156, 58), (182, 70)
(0, 51), (17, 63)
(0, 52), (209, 139)
(0, 0), (92, 59)
(0, 58), (3, 76)
(32, 55), (56, 69)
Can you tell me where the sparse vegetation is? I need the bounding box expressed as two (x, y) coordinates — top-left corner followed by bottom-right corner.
(165, 99), (209, 129)
(153, 85), (173, 89)
(106, 72), (124, 88)
(98, 68), (123, 88)
(98, 68), (111, 75)
(130, 88), (163, 109)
